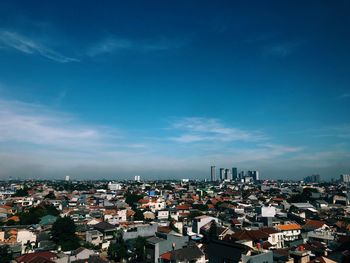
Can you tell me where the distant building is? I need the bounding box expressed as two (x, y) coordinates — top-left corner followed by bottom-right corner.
(219, 168), (225, 181)
(65, 175), (70, 181)
(108, 182), (122, 191)
(248, 170), (259, 181)
(340, 174), (350, 183)
(304, 174), (320, 183)
(232, 167), (238, 180)
(225, 169), (231, 180)
(238, 171), (245, 180)
(211, 166), (216, 181)
(134, 175), (141, 182)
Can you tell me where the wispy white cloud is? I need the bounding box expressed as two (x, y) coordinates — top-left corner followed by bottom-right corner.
(337, 93), (350, 100)
(313, 125), (350, 139)
(1, 100), (338, 180)
(87, 36), (186, 57)
(0, 98), (113, 149)
(170, 117), (266, 143)
(263, 40), (304, 58)
(0, 30), (78, 63)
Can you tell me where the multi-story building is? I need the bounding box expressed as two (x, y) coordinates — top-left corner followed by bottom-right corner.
(219, 168), (225, 181)
(225, 169), (231, 180)
(211, 166), (216, 182)
(232, 167), (238, 180)
(276, 223), (302, 243)
(340, 174), (350, 183)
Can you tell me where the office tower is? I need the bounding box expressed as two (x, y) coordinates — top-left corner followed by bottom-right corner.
(312, 174), (320, 183)
(304, 174), (320, 183)
(238, 171), (244, 179)
(340, 174), (350, 183)
(108, 182), (122, 190)
(65, 175), (70, 181)
(210, 166), (216, 181)
(232, 167), (238, 180)
(219, 168), (225, 181)
(248, 170), (259, 181)
(134, 175), (141, 182)
(225, 169), (231, 180)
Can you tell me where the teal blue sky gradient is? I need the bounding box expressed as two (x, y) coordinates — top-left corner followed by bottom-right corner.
(0, 1), (349, 180)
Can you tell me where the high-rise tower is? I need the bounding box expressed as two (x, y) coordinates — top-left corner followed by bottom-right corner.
(210, 166), (216, 181)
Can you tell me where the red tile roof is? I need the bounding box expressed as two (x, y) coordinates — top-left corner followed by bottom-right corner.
(160, 252), (172, 261)
(303, 220), (326, 230)
(277, 223), (301, 231)
(176, 205), (190, 210)
(225, 230), (269, 242)
(16, 252), (57, 263)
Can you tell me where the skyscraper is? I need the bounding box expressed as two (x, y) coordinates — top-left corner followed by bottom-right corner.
(219, 168), (225, 181)
(340, 174), (350, 183)
(211, 166), (216, 182)
(304, 174), (320, 183)
(247, 170), (259, 181)
(232, 167), (238, 180)
(225, 169), (231, 180)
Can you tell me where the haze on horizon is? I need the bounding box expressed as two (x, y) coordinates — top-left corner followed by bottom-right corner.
(0, 1), (349, 181)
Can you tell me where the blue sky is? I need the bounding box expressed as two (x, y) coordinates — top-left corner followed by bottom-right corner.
(0, 1), (349, 180)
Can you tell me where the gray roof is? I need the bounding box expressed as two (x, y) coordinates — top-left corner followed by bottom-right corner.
(291, 202), (314, 208)
(147, 236), (164, 244)
(170, 245), (204, 261)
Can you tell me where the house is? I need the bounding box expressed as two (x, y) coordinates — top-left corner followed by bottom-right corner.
(146, 232), (189, 263)
(157, 210), (170, 220)
(302, 220), (329, 232)
(207, 239), (249, 263)
(303, 220), (334, 245)
(313, 200), (329, 209)
(17, 229), (37, 254)
(159, 244), (205, 263)
(224, 229), (270, 248)
(144, 211), (156, 220)
(123, 222), (158, 240)
(70, 247), (96, 262)
(93, 221), (117, 249)
(276, 223), (302, 244)
(16, 251), (57, 263)
(86, 230), (103, 247)
(242, 250), (274, 263)
(192, 215), (218, 234)
(261, 227), (284, 249)
(104, 209), (127, 224)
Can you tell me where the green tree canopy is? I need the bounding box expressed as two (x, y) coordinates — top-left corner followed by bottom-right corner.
(0, 245), (12, 263)
(51, 216), (80, 251)
(133, 236), (147, 261)
(18, 204), (59, 225)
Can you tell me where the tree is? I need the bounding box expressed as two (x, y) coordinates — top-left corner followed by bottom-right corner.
(133, 236), (146, 262)
(133, 209), (145, 221)
(108, 240), (128, 262)
(51, 216), (80, 251)
(209, 220), (218, 241)
(107, 242), (118, 260)
(44, 192), (56, 199)
(125, 193), (145, 207)
(13, 186), (29, 197)
(0, 245), (12, 263)
(18, 204), (59, 225)
(188, 210), (203, 220)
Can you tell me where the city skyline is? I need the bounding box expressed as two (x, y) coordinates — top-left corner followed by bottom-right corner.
(0, 1), (350, 180)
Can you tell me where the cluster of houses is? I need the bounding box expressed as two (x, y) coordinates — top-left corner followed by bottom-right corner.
(0, 179), (349, 263)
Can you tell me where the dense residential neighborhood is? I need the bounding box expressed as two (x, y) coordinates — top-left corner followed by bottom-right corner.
(0, 175), (349, 263)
